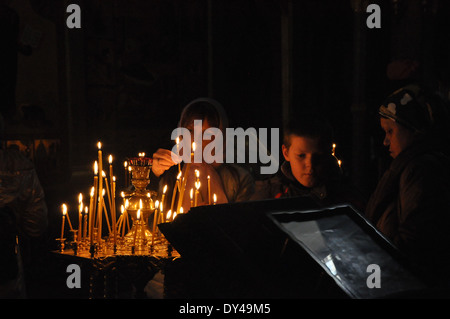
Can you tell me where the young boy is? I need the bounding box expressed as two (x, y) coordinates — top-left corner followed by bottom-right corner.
(251, 114), (364, 209)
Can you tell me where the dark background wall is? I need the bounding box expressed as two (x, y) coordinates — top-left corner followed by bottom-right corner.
(2, 0), (450, 238)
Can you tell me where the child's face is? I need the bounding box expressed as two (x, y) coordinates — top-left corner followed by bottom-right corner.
(282, 135), (322, 188)
(380, 117), (415, 159)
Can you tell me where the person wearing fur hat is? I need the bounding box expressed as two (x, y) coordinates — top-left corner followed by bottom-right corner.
(365, 84), (450, 291)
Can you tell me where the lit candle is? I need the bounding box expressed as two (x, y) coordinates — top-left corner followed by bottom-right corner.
(207, 175), (211, 205)
(176, 137), (181, 173)
(78, 193), (83, 242)
(166, 210), (172, 222)
(190, 188), (194, 207)
(213, 193), (217, 205)
(332, 143), (336, 156)
(124, 161), (128, 186)
(338, 159), (342, 168)
(88, 185), (95, 245)
(60, 206), (66, 240)
(101, 188), (111, 234)
(63, 204), (73, 231)
(120, 205), (126, 238)
(152, 200), (159, 239)
(170, 172), (181, 213)
(112, 175), (117, 247)
(103, 171), (112, 211)
(133, 209), (140, 252)
(176, 144), (193, 215)
(97, 142), (103, 244)
(194, 180), (201, 207)
(161, 184), (168, 208)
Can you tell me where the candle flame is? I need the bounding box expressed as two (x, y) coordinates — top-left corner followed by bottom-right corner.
(146, 192), (151, 198)
(97, 141), (102, 150)
(155, 200), (160, 209)
(102, 188), (105, 196)
(85, 206), (88, 214)
(190, 188), (193, 199)
(79, 203), (83, 213)
(137, 209), (141, 220)
(62, 203), (67, 215)
(124, 161), (128, 168)
(159, 202), (163, 212)
(109, 155), (113, 164)
(177, 171), (182, 180)
(94, 161), (98, 175)
(78, 193), (83, 203)
(195, 169), (199, 178)
(102, 170), (106, 177)
(113, 176), (116, 182)
(338, 160), (342, 168)
(195, 181), (201, 190)
(166, 210), (172, 220)
(125, 199), (129, 208)
(207, 175), (210, 180)
(139, 152), (145, 157)
(120, 191), (125, 198)
(192, 142), (196, 152)
(173, 212), (177, 219)
(179, 207), (183, 214)
(128, 166), (132, 172)
(90, 186), (94, 197)
(120, 205), (124, 214)
(163, 185), (168, 194)
(213, 194), (217, 203)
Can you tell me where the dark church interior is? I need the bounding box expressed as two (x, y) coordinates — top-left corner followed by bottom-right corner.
(1, 0), (450, 305)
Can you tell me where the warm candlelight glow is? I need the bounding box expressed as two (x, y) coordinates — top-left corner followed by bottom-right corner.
(338, 160), (342, 168)
(195, 169), (199, 178)
(166, 210), (172, 220)
(78, 193), (83, 204)
(138, 152), (145, 157)
(97, 142), (102, 150)
(163, 185), (168, 194)
(62, 204), (67, 215)
(155, 200), (160, 209)
(213, 193), (217, 205)
(137, 209), (141, 220)
(190, 188), (193, 199)
(94, 161), (98, 175)
(192, 142), (196, 152)
(125, 199), (129, 208)
(109, 155), (113, 164)
(124, 161), (127, 168)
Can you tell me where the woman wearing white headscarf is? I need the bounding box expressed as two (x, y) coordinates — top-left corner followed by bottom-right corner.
(151, 97), (255, 211)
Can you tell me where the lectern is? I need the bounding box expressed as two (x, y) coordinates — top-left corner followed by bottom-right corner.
(159, 197), (429, 298)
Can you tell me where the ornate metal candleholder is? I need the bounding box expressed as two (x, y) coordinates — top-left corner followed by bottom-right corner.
(122, 157), (156, 251)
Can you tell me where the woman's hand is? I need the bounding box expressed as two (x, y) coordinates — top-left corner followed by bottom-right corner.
(152, 148), (181, 177)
